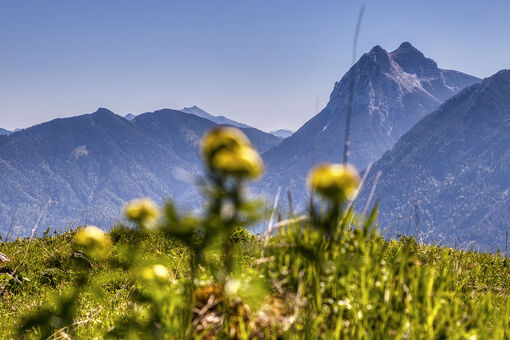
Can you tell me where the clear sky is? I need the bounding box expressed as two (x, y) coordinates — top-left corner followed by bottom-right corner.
(1, 1), (509, 131)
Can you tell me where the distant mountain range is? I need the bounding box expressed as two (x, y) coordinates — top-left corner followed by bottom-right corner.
(0, 108), (280, 236)
(269, 129), (293, 139)
(181, 106), (292, 139)
(181, 105), (251, 129)
(358, 69), (510, 251)
(3, 42), (509, 251)
(0, 128), (11, 136)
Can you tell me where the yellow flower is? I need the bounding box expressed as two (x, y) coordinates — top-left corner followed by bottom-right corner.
(201, 127), (264, 179)
(308, 163), (360, 201)
(225, 278), (241, 296)
(212, 145), (264, 178)
(74, 226), (111, 260)
(201, 126), (251, 163)
(124, 198), (159, 228)
(139, 264), (171, 284)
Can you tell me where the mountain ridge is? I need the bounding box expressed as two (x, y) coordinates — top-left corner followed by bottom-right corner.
(357, 69), (510, 251)
(0, 107), (280, 236)
(257, 42), (481, 210)
(181, 105), (251, 129)
(269, 129), (293, 139)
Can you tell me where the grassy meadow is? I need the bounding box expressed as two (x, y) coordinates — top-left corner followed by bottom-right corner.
(0, 127), (509, 339)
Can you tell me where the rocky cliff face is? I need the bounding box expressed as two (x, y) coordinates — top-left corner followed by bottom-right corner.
(358, 70), (510, 251)
(258, 42), (480, 210)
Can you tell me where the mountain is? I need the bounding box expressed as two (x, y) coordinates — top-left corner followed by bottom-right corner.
(0, 128), (11, 136)
(132, 109), (280, 155)
(270, 129), (293, 139)
(181, 105), (251, 129)
(124, 113), (136, 121)
(358, 70), (510, 251)
(0, 108), (280, 237)
(259, 42), (480, 209)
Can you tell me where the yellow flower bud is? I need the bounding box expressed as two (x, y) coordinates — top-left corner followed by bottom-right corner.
(212, 145), (264, 178)
(201, 127), (264, 179)
(124, 198), (159, 228)
(225, 278), (241, 296)
(74, 226), (111, 260)
(139, 264), (171, 284)
(201, 126), (251, 163)
(308, 163), (360, 202)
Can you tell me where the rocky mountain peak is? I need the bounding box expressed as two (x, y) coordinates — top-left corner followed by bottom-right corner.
(481, 69), (510, 87)
(390, 41), (439, 77)
(355, 44), (391, 73)
(357, 69), (510, 250)
(259, 43), (480, 212)
(92, 107), (116, 117)
(398, 41), (413, 49)
(368, 44), (386, 55)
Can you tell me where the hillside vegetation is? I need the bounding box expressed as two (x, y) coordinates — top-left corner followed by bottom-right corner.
(1, 223), (509, 338)
(0, 126), (509, 339)
(0, 108), (280, 234)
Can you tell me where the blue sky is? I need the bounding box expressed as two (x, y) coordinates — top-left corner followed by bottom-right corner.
(1, 1), (509, 131)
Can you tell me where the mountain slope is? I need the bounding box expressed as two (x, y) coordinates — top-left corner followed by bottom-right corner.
(124, 113), (136, 121)
(259, 42), (480, 209)
(270, 129), (293, 139)
(133, 109), (280, 154)
(0, 108), (280, 236)
(0, 128), (11, 136)
(358, 69), (510, 251)
(181, 105), (251, 129)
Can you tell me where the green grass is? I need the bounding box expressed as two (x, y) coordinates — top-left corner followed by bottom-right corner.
(0, 229), (189, 338)
(1, 128), (509, 339)
(1, 221), (509, 339)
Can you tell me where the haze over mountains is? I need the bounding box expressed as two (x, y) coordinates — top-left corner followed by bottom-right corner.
(2, 41), (510, 251)
(181, 106), (293, 140)
(358, 69), (510, 251)
(0, 108), (279, 236)
(259, 42), (480, 207)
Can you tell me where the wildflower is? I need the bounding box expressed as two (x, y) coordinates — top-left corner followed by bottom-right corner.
(212, 145), (263, 178)
(139, 264), (171, 284)
(74, 226), (111, 260)
(308, 163), (360, 202)
(225, 278), (241, 296)
(124, 198), (159, 229)
(201, 127), (264, 179)
(201, 126), (251, 162)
